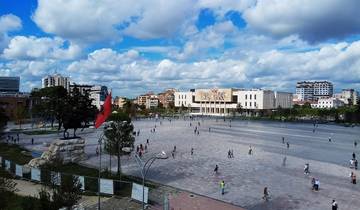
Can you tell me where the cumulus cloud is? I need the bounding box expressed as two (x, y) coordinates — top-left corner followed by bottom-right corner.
(0, 14), (22, 50)
(172, 21), (237, 60)
(243, 0), (360, 42)
(63, 39), (360, 96)
(2, 36), (81, 60)
(33, 0), (200, 43)
(124, 0), (197, 39)
(33, 0), (142, 43)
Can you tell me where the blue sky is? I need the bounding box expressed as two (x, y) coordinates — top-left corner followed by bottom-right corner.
(1, 0), (360, 97)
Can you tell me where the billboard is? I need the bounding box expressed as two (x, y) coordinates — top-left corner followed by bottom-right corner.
(100, 179), (113, 194)
(131, 183), (149, 204)
(195, 89), (232, 102)
(31, 168), (41, 181)
(5, 160), (10, 171)
(16, 165), (23, 177)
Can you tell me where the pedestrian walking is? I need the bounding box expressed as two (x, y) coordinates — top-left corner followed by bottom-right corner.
(214, 164), (219, 174)
(304, 163), (310, 175)
(248, 146), (253, 155)
(352, 152), (356, 160)
(191, 148), (194, 155)
(282, 156), (287, 166)
(329, 137), (332, 142)
(355, 141), (358, 147)
(311, 177), (316, 190)
(209, 127), (211, 132)
(332, 200), (338, 210)
(220, 180), (225, 195)
(146, 139), (149, 144)
(96, 146), (99, 156)
(228, 150), (231, 158)
(282, 136), (285, 144)
(314, 179), (320, 191)
(355, 159), (358, 170)
(31, 138), (34, 145)
(262, 187), (269, 201)
(286, 142), (290, 149)
(350, 172), (357, 184)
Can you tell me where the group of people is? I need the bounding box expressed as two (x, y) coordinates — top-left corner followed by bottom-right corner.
(6, 134), (20, 144)
(136, 141), (149, 157)
(227, 149), (234, 158)
(350, 152), (358, 170)
(311, 177), (320, 191)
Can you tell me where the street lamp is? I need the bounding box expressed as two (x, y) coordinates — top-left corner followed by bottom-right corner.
(135, 151), (168, 210)
(97, 126), (112, 210)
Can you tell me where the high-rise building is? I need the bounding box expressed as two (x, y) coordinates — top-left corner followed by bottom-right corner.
(313, 81), (333, 99)
(42, 74), (70, 90)
(90, 85), (108, 109)
(295, 81), (333, 101)
(0, 76), (20, 93)
(295, 81), (314, 101)
(69, 84), (93, 95)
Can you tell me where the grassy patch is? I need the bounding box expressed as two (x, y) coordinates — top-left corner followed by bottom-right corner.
(0, 143), (32, 165)
(0, 143), (158, 198)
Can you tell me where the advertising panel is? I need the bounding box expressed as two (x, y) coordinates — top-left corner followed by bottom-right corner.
(100, 179), (113, 194)
(131, 183), (149, 204)
(195, 89), (232, 102)
(15, 164), (23, 177)
(31, 168), (41, 181)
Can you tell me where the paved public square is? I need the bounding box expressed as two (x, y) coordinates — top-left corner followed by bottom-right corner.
(19, 118), (360, 210)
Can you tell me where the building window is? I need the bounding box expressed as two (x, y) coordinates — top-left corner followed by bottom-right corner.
(250, 102), (252, 107)
(250, 94), (252, 100)
(254, 94), (256, 100)
(254, 102), (256, 107)
(245, 94), (247, 99)
(245, 102), (247, 106)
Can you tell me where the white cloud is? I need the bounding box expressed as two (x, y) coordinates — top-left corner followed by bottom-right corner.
(243, 0), (360, 42)
(172, 21), (237, 60)
(33, 0), (199, 43)
(124, 0), (197, 39)
(63, 39), (360, 97)
(0, 14), (22, 50)
(2, 36), (81, 60)
(33, 0), (142, 43)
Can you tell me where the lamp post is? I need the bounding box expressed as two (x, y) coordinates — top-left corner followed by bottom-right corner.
(97, 125), (112, 210)
(135, 151), (168, 210)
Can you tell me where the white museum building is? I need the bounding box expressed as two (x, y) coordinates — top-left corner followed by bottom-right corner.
(174, 88), (293, 116)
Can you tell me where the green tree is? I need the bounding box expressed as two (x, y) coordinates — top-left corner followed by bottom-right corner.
(14, 106), (27, 129)
(31, 86), (68, 129)
(52, 175), (82, 210)
(104, 112), (135, 178)
(32, 86), (97, 138)
(0, 105), (8, 138)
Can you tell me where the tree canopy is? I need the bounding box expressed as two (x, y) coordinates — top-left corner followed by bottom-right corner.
(104, 111), (135, 177)
(31, 86), (98, 138)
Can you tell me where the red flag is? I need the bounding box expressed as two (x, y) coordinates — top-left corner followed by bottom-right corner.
(95, 92), (112, 128)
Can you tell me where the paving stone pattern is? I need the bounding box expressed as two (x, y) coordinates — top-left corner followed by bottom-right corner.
(19, 118), (360, 210)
